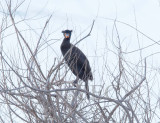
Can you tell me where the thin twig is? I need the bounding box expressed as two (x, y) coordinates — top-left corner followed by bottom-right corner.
(107, 58), (146, 122)
(74, 20), (95, 45)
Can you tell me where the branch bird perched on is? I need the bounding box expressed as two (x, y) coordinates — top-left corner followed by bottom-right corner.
(61, 30), (93, 99)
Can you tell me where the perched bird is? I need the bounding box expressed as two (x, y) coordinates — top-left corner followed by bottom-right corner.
(61, 30), (93, 99)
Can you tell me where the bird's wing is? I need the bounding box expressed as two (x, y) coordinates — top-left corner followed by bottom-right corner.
(72, 46), (91, 71)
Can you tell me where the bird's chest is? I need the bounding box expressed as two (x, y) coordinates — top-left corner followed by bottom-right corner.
(61, 43), (70, 55)
(65, 50), (78, 63)
(61, 48), (78, 64)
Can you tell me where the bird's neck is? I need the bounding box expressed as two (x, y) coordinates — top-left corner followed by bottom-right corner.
(61, 38), (71, 48)
(61, 38), (71, 56)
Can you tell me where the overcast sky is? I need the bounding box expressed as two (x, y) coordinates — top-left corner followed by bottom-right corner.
(1, 0), (160, 89)
(7, 0), (158, 71)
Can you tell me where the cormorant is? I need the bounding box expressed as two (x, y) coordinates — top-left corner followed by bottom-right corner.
(61, 30), (93, 99)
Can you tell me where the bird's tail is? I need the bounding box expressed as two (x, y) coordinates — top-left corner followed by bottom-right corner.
(89, 72), (93, 81)
(85, 81), (90, 100)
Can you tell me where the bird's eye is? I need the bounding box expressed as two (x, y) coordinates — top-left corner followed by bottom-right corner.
(65, 33), (70, 38)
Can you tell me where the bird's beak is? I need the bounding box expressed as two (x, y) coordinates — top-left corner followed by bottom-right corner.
(65, 33), (70, 38)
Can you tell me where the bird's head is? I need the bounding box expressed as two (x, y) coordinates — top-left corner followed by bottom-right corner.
(62, 30), (72, 39)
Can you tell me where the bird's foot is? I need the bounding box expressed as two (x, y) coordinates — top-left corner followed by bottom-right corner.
(73, 79), (78, 87)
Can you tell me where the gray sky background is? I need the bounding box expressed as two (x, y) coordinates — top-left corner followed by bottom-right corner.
(2, 0), (160, 92)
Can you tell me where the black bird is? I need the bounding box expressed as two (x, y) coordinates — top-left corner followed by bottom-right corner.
(61, 30), (93, 99)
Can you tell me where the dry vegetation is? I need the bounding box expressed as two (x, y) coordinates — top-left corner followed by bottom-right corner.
(0, 0), (160, 123)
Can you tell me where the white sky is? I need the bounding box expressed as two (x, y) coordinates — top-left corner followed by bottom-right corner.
(10, 0), (160, 73)
(1, 0), (160, 90)
(1, 0), (160, 97)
